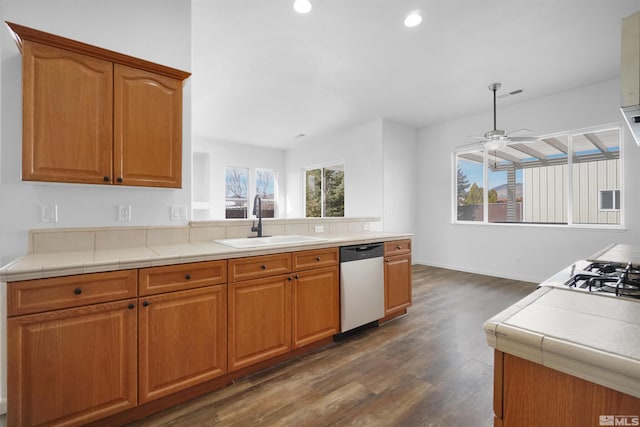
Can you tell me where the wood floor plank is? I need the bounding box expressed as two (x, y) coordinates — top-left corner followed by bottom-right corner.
(126, 265), (537, 427)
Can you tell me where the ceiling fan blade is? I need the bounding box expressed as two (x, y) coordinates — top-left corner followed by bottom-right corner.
(506, 128), (533, 135)
(507, 136), (539, 143)
(456, 140), (485, 149)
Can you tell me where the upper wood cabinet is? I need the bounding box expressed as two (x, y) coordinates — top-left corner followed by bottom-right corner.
(8, 21), (190, 188)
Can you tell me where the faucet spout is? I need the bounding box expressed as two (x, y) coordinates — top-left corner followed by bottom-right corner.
(251, 194), (263, 237)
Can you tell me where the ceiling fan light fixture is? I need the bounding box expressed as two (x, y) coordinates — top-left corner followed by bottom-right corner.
(404, 10), (422, 27)
(293, 0), (312, 14)
(483, 139), (507, 151)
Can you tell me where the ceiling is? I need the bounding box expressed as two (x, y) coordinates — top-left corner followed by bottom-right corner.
(191, 0), (640, 149)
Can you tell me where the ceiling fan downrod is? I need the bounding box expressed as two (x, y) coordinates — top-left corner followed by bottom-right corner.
(489, 82), (501, 132)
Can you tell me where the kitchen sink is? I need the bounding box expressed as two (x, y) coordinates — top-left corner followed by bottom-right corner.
(215, 235), (328, 249)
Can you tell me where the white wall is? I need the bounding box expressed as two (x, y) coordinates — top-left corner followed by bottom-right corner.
(285, 119), (385, 221)
(415, 78), (640, 283)
(0, 0), (192, 264)
(382, 120), (418, 234)
(191, 137), (287, 219)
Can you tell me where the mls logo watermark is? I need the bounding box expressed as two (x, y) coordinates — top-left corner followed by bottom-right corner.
(600, 415), (640, 426)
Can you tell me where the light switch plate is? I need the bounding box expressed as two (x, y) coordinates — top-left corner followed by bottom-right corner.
(171, 205), (188, 221)
(40, 204), (58, 223)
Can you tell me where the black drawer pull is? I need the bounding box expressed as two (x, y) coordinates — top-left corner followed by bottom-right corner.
(288, 276), (293, 281)
(143, 301), (149, 307)
(103, 176), (110, 182)
(316, 256), (321, 261)
(185, 273), (191, 280)
(117, 177), (123, 183)
(295, 274), (300, 279)
(261, 264), (267, 270)
(396, 245), (402, 250)
(73, 288), (82, 295)
(128, 303), (135, 310)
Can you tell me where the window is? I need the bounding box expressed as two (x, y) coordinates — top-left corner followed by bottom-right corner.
(454, 126), (621, 226)
(225, 167), (248, 218)
(599, 190), (621, 211)
(256, 168), (277, 218)
(305, 164), (344, 217)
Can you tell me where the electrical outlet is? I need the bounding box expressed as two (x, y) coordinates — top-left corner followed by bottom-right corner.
(40, 204), (58, 223)
(363, 223), (371, 231)
(314, 225), (324, 233)
(117, 205), (132, 221)
(170, 205), (188, 221)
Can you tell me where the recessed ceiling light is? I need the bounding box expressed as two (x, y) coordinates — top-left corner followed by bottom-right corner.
(404, 10), (422, 27)
(294, 0), (312, 14)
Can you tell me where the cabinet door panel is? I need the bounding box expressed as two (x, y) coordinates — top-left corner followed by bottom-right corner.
(22, 40), (113, 184)
(228, 275), (292, 371)
(139, 286), (227, 403)
(384, 254), (412, 315)
(114, 64), (182, 188)
(8, 300), (137, 426)
(292, 266), (339, 348)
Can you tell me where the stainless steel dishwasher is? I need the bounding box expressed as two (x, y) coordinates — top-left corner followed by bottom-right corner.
(339, 243), (384, 333)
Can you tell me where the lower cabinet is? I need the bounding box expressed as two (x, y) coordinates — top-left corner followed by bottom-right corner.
(292, 266), (340, 349)
(228, 249), (340, 372)
(138, 285), (227, 403)
(494, 350), (640, 426)
(228, 274), (292, 372)
(8, 299), (138, 426)
(384, 240), (412, 316)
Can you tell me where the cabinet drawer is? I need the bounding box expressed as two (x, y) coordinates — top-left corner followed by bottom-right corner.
(292, 248), (339, 271)
(139, 260), (227, 296)
(7, 270), (137, 316)
(384, 239), (412, 256)
(228, 253), (292, 283)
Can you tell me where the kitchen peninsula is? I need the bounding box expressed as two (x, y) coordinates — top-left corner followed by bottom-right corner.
(0, 219), (412, 427)
(484, 244), (640, 427)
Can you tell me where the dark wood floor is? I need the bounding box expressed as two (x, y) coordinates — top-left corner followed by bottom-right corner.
(127, 265), (537, 427)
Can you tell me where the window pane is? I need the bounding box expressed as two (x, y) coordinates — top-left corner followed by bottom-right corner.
(521, 136), (568, 224)
(323, 165), (344, 217)
(572, 129), (620, 225)
(225, 167), (248, 219)
(456, 153), (484, 221)
(256, 168), (276, 218)
(488, 152), (523, 223)
(305, 169), (322, 217)
(600, 190), (614, 210)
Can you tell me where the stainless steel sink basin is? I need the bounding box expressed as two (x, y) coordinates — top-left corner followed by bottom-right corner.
(215, 235), (328, 249)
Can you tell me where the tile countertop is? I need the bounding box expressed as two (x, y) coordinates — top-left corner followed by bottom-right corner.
(0, 232), (412, 282)
(589, 243), (640, 264)
(483, 286), (640, 399)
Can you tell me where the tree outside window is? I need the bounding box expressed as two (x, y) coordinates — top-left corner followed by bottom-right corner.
(256, 168), (276, 218)
(305, 164), (344, 218)
(225, 166), (248, 218)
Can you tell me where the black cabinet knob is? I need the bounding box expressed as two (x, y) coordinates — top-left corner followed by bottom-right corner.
(295, 274), (300, 279)
(73, 288), (82, 295)
(185, 274), (191, 280)
(117, 177), (123, 183)
(261, 264), (267, 270)
(128, 303), (135, 310)
(143, 301), (149, 307)
(316, 256), (321, 261)
(288, 276), (293, 281)
(103, 176), (110, 182)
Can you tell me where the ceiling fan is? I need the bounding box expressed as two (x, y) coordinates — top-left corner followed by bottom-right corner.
(465, 83), (539, 151)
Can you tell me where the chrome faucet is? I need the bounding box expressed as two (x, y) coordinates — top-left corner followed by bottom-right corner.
(251, 194), (263, 237)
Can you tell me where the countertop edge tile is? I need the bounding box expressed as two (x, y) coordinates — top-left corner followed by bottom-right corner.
(542, 337), (640, 399)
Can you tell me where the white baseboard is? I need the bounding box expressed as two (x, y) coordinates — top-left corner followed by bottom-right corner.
(412, 259), (543, 284)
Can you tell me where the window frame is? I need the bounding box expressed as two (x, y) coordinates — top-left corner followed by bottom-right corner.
(452, 124), (624, 229)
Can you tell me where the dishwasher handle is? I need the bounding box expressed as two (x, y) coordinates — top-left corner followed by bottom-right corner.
(340, 243), (383, 262)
